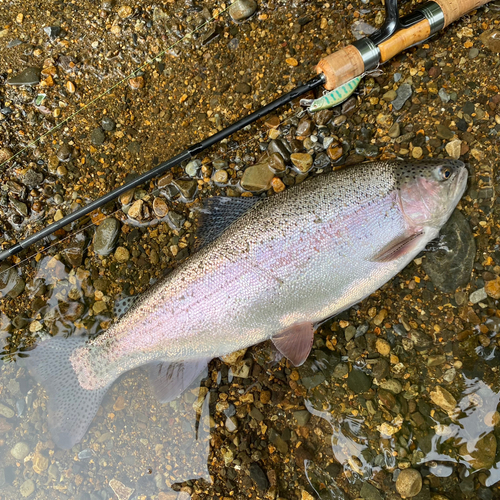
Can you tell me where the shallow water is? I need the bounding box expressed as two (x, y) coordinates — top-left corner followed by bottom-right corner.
(1, 0), (500, 498)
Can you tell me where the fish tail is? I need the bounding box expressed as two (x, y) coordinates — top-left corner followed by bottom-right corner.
(26, 336), (111, 449)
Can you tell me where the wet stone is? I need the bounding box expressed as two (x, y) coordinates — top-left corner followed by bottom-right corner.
(371, 358), (390, 380)
(11, 441), (30, 460)
(293, 410), (310, 426)
(436, 124), (454, 140)
(229, 0), (257, 21)
(430, 385), (456, 413)
(61, 231), (86, 267)
(22, 169), (43, 187)
(19, 479), (35, 498)
(90, 127), (105, 146)
(173, 179), (197, 200)
(470, 287), (487, 304)
(460, 433), (497, 470)
(249, 462), (269, 491)
(327, 144), (343, 161)
(185, 159), (201, 177)
(267, 139), (290, 162)
(480, 30), (500, 53)
(296, 118), (314, 137)
(93, 217), (121, 256)
(360, 481), (383, 500)
(290, 153), (313, 173)
(44, 26), (61, 39)
(0, 403), (14, 418)
(153, 197), (168, 218)
(423, 210), (475, 292)
(392, 83), (412, 111)
(11, 199), (28, 217)
(485, 277), (500, 299)
(32, 452), (49, 474)
(388, 122), (400, 138)
(0, 265), (25, 298)
(167, 211), (185, 230)
(241, 162), (274, 191)
(7, 67), (41, 85)
(347, 368), (372, 394)
(128, 199), (144, 220)
(396, 469), (422, 498)
(333, 362), (349, 378)
(101, 116), (116, 131)
(235, 82), (251, 94)
(439, 88), (450, 103)
(114, 247), (130, 263)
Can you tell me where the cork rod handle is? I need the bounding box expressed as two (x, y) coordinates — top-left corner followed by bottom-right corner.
(434, 0), (490, 26)
(316, 0), (492, 90)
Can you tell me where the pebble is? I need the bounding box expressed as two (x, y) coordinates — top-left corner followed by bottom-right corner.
(114, 247), (130, 263)
(347, 368), (372, 394)
(430, 385), (457, 413)
(109, 478), (134, 500)
(91, 127), (105, 146)
(392, 83), (412, 111)
(102, 116), (116, 131)
(379, 379), (402, 394)
(360, 482), (383, 500)
(268, 139), (291, 162)
(213, 169), (228, 183)
(66, 81), (76, 93)
(470, 287), (487, 304)
(118, 5), (133, 18)
(241, 161), (274, 191)
(445, 139), (462, 159)
(129, 76), (144, 90)
(423, 210), (475, 292)
(438, 88), (450, 103)
(249, 462), (269, 491)
(327, 144), (343, 161)
(296, 118), (314, 137)
(0, 265), (25, 298)
(11, 441), (30, 460)
(0, 403), (14, 418)
(396, 469), (422, 498)
(468, 47), (479, 58)
(375, 338), (391, 356)
(185, 159), (201, 177)
(388, 122), (400, 138)
(19, 479), (35, 498)
(229, 0), (257, 21)
(293, 410), (310, 426)
(173, 179), (197, 200)
(93, 217), (121, 256)
(383, 90), (397, 102)
(290, 153), (313, 173)
(411, 147), (423, 159)
(480, 30), (500, 53)
(459, 433), (497, 469)
(436, 124), (454, 140)
(153, 197), (168, 217)
(485, 277), (500, 299)
(7, 67), (41, 86)
(235, 82), (251, 94)
(128, 199), (144, 220)
(44, 26), (61, 39)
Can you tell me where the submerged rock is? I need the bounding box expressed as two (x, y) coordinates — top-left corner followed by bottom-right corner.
(7, 67), (41, 86)
(423, 210), (475, 292)
(93, 217), (121, 256)
(396, 468), (422, 498)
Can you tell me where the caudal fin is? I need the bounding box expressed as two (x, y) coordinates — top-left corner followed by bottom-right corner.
(26, 336), (110, 449)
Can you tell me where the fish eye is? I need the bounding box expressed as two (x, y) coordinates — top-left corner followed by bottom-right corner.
(440, 166), (452, 181)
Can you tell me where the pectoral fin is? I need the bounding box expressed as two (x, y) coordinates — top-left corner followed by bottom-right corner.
(371, 230), (425, 263)
(147, 359), (209, 403)
(272, 322), (315, 367)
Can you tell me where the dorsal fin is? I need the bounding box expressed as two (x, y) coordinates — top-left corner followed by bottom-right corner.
(193, 196), (262, 251)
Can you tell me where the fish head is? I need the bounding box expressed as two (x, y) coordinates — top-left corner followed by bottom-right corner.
(394, 159), (468, 230)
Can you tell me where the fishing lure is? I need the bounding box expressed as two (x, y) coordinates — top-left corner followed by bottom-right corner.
(300, 75), (362, 112)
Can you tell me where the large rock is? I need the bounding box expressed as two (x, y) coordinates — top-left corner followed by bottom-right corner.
(423, 210), (475, 292)
(93, 217), (121, 256)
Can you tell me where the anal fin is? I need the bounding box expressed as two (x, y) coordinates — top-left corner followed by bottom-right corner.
(272, 322), (315, 367)
(147, 359), (209, 403)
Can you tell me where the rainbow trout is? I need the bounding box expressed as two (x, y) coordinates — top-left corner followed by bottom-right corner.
(27, 159), (467, 448)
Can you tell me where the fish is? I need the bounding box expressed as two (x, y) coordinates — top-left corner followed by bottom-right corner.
(26, 159), (467, 449)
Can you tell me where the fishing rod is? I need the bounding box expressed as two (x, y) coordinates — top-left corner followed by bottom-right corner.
(0, 0), (491, 263)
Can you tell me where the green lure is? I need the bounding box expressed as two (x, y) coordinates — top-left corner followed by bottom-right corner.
(308, 76), (362, 112)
